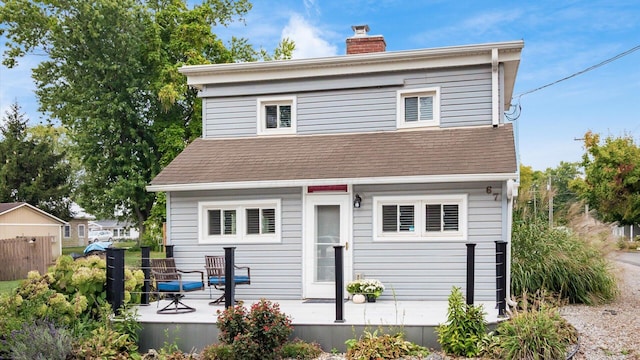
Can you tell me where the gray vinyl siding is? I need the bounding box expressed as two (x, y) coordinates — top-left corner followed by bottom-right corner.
(202, 65), (493, 138)
(352, 182), (503, 301)
(166, 181), (505, 302)
(168, 188), (303, 300)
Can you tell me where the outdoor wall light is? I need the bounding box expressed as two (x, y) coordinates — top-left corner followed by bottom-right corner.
(353, 194), (362, 208)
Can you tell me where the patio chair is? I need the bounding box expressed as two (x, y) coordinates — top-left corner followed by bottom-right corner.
(150, 258), (204, 314)
(205, 255), (251, 304)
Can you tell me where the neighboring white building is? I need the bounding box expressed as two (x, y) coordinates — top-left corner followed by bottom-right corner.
(89, 219), (140, 240)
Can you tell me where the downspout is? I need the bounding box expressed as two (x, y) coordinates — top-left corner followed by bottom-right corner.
(505, 179), (518, 308)
(491, 48), (500, 127)
(166, 192), (171, 246)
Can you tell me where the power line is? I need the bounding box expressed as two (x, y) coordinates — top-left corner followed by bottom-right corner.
(505, 44), (640, 123)
(514, 44), (640, 99)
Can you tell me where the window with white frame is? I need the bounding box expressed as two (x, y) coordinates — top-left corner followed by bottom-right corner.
(374, 194), (467, 241)
(396, 87), (440, 128)
(63, 225), (70, 238)
(257, 96), (296, 135)
(199, 200), (280, 243)
(78, 224), (86, 238)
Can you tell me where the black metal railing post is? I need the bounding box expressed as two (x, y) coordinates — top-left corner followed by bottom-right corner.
(334, 245), (345, 323)
(106, 247), (125, 315)
(466, 243), (476, 305)
(141, 246), (150, 305)
(165, 244), (174, 258)
(495, 241), (507, 316)
(224, 247), (236, 309)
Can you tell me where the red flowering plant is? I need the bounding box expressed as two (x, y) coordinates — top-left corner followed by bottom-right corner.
(215, 299), (293, 360)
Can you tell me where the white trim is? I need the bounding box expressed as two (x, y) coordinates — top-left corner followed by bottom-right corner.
(1, 223), (66, 227)
(372, 194), (468, 242)
(78, 224), (86, 238)
(148, 173), (518, 192)
(180, 41), (523, 91)
(197, 199), (281, 244)
(491, 48), (500, 126)
(302, 192), (352, 298)
(256, 96), (297, 135)
(396, 87), (440, 129)
(63, 224), (71, 238)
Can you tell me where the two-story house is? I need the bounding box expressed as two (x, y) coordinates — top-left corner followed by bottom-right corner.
(148, 26), (523, 304)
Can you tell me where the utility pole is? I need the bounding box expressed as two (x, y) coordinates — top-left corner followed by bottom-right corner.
(547, 177), (553, 228)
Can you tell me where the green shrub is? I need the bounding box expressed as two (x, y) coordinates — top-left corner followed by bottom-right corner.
(345, 330), (429, 360)
(280, 339), (323, 359)
(436, 287), (487, 357)
(496, 293), (578, 360)
(71, 303), (141, 359)
(215, 299), (293, 360)
(5, 320), (73, 360)
(511, 219), (617, 304)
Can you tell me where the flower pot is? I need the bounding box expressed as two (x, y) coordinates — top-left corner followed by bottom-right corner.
(366, 294), (377, 303)
(352, 294), (366, 304)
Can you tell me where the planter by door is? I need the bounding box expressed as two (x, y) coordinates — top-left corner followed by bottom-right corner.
(352, 294), (365, 304)
(366, 294), (376, 303)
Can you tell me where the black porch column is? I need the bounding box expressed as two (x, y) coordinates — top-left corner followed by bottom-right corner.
(495, 241), (507, 316)
(106, 247), (125, 315)
(224, 247), (236, 309)
(466, 243), (476, 305)
(141, 246), (150, 305)
(165, 244), (174, 258)
(334, 245), (345, 323)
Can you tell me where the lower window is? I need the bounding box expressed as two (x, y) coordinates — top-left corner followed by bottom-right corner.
(374, 194), (467, 241)
(199, 200), (280, 243)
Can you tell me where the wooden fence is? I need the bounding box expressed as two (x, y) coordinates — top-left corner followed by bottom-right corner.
(0, 236), (53, 281)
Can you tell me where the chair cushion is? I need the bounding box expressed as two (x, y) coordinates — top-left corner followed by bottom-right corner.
(209, 276), (250, 285)
(157, 281), (203, 292)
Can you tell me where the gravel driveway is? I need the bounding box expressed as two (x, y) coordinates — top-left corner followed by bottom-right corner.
(560, 252), (640, 360)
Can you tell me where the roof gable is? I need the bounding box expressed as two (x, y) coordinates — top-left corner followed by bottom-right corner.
(0, 202), (67, 224)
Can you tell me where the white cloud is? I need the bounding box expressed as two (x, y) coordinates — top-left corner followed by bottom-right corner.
(282, 14), (338, 59)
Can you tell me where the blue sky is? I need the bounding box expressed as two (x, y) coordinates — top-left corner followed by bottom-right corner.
(1, 0), (639, 170)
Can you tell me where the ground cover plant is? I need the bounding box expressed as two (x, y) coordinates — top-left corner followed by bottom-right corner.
(345, 330), (429, 360)
(511, 218), (617, 304)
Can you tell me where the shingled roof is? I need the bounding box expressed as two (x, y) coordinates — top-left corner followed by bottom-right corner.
(149, 124), (516, 190)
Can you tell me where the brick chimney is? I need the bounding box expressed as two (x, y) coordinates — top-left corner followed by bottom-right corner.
(346, 25), (386, 55)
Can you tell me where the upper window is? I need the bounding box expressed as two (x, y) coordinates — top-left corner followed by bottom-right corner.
(199, 200), (281, 243)
(63, 225), (70, 238)
(374, 194), (467, 241)
(257, 96), (296, 135)
(396, 87), (440, 129)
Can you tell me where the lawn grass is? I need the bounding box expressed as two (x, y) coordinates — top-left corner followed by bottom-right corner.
(0, 279), (21, 295)
(1, 242), (166, 296)
(62, 241), (165, 269)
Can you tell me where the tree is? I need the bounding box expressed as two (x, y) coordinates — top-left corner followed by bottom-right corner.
(572, 131), (640, 225)
(0, 0), (293, 240)
(0, 102), (73, 219)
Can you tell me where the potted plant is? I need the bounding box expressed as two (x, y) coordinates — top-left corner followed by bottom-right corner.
(346, 279), (385, 303)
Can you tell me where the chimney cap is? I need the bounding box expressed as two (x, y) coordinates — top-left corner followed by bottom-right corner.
(351, 24), (370, 37)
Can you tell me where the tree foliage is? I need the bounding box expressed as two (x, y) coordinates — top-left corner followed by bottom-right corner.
(572, 131), (640, 225)
(0, 102), (73, 219)
(515, 162), (582, 225)
(0, 0), (293, 238)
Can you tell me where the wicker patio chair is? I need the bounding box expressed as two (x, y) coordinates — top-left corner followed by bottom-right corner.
(204, 255), (251, 304)
(150, 258), (204, 314)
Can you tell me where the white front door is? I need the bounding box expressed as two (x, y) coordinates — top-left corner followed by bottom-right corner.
(303, 193), (352, 298)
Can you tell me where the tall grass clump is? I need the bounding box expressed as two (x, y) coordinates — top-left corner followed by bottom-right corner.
(511, 219), (617, 304)
(496, 292), (578, 360)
